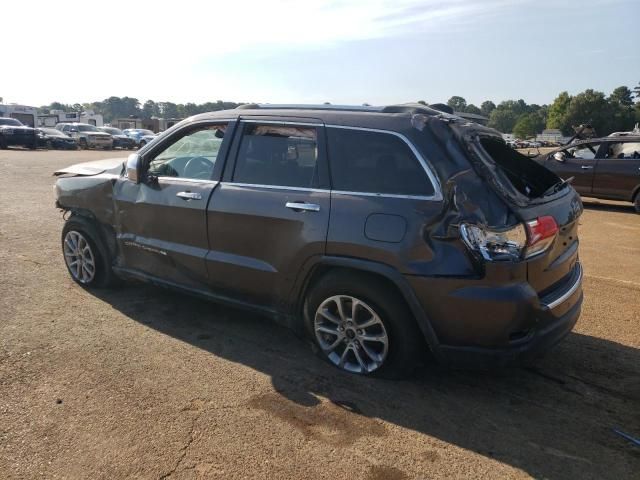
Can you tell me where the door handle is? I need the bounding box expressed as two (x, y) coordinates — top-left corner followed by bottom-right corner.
(581, 165), (593, 170)
(285, 202), (320, 212)
(176, 191), (202, 200)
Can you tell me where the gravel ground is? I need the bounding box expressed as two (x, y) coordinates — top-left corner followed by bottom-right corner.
(0, 149), (638, 479)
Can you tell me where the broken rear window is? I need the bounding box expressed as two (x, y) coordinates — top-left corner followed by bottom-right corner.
(479, 137), (560, 199)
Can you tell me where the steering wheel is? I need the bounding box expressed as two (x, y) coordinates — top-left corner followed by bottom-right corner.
(183, 156), (214, 179)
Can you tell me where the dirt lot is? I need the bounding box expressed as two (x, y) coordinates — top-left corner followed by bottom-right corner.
(1, 149), (638, 479)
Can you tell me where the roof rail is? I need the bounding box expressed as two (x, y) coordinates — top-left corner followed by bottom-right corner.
(236, 103), (384, 112)
(235, 102), (453, 117)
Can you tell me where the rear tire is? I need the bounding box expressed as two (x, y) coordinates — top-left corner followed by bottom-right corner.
(634, 192), (640, 213)
(304, 271), (424, 379)
(61, 216), (119, 288)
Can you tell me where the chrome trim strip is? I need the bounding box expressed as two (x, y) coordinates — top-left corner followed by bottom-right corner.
(542, 263), (583, 310)
(324, 124), (443, 201)
(239, 119), (322, 127)
(220, 182), (328, 193)
(331, 190), (435, 200)
(157, 177), (219, 185)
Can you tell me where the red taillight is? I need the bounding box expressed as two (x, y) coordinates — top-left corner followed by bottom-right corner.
(525, 216), (558, 257)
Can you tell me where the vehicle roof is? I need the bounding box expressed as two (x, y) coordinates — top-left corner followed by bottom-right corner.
(552, 136), (640, 152)
(56, 122), (96, 126)
(186, 103), (464, 130)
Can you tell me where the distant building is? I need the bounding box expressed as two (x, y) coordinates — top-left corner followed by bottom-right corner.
(38, 110), (103, 127)
(0, 103), (38, 127)
(112, 117), (183, 133)
(536, 129), (569, 144)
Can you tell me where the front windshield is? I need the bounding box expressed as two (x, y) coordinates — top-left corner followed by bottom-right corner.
(0, 118), (23, 126)
(77, 124), (99, 132)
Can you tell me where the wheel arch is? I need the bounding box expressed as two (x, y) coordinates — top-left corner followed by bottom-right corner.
(291, 256), (443, 360)
(64, 209), (118, 261)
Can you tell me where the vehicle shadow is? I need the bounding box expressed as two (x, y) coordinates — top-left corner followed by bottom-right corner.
(581, 198), (637, 214)
(88, 284), (640, 479)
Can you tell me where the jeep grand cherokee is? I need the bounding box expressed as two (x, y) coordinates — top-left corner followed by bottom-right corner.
(53, 103), (584, 378)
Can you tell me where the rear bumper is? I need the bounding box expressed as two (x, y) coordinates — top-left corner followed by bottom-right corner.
(407, 262), (583, 367)
(439, 291), (581, 368)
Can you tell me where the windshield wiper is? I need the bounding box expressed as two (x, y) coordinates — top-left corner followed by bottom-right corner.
(542, 176), (574, 197)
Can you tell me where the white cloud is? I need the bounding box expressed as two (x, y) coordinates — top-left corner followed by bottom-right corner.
(3, 0), (522, 105)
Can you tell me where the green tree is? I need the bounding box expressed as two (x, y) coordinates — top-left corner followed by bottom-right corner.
(547, 91), (572, 134)
(480, 100), (496, 117)
(610, 86), (634, 107)
(513, 112), (545, 139)
(141, 100), (160, 119)
(465, 104), (482, 115)
(562, 89), (613, 136)
(488, 108), (518, 133)
(608, 86), (636, 133)
(447, 96), (467, 112)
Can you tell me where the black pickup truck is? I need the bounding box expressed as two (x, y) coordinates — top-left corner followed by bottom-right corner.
(0, 117), (37, 149)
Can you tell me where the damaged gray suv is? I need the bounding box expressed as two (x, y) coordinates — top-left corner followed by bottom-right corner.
(54, 103), (584, 378)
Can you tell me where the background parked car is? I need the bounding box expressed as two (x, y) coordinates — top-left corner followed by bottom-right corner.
(0, 117), (37, 149)
(56, 123), (113, 150)
(37, 128), (79, 150)
(123, 128), (157, 148)
(536, 136), (640, 212)
(98, 127), (136, 149)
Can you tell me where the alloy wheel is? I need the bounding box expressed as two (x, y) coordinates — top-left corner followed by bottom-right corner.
(314, 295), (389, 374)
(63, 231), (96, 284)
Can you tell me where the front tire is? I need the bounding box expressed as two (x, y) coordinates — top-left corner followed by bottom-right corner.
(634, 192), (640, 214)
(79, 138), (88, 150)
(61, 216), (118, 288)
(304, 271), (424, 378)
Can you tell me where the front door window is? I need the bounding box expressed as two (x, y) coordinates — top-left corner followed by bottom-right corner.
(148, 124), (227, 180)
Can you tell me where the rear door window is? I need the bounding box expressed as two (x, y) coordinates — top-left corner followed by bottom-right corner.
(326, 127), (434, 196)
(603, 142), (640, 159)
(232, 124), (319, 188)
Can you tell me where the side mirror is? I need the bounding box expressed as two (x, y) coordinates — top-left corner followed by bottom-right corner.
(553, 152), (565, 162)
(126, 153), (143, 183)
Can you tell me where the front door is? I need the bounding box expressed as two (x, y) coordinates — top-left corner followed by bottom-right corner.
(205, 119), (331, 309)
(592, 141), (640, 201)
(113, 121), (233, 288)
(548, 142), (601, 196)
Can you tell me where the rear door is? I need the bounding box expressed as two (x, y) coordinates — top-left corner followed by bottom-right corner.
(546, 143), (600, 195)
(205, 119), (330, 309)
(592, 141), (640, 201)
(113, 120), (233, 288)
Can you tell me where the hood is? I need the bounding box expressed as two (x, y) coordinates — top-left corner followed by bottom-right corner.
(86, 132), (112, 137)
(0, 125), (35, 132)
(53, 157), (126, 177)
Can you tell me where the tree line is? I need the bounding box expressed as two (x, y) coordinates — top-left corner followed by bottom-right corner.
(444, 82), (640, 138)
(40, 82), (640, 139)
(39, 98), (243, 124)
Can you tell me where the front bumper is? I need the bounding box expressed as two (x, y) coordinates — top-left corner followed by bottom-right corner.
(87, 138), (113, 148)
(407, 262), (583, 367)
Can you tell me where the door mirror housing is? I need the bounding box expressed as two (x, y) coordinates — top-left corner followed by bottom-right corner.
(553, 152), (565, 162)
(126, 153), (143, 183)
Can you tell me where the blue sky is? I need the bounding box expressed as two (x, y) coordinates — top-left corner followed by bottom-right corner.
(4, 0), (639, 107)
